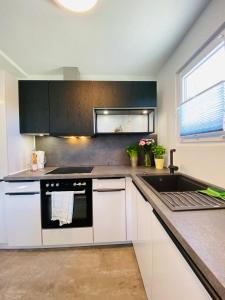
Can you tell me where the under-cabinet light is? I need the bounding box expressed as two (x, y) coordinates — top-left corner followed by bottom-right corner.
(54, 0), (98, 13)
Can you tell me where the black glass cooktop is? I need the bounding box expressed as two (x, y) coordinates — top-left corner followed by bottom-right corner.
(46, 167), (93, 175)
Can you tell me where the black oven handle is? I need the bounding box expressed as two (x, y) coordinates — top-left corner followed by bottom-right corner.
(45, 190), (86, 195)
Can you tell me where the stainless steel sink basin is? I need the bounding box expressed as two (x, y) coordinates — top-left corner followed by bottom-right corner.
(138, 174), (225, 211)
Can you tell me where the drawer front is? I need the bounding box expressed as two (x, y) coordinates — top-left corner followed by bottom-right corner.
(93, 178), (125, 190)
(4, 181), (40, 194)
(42, 228), (93, 246)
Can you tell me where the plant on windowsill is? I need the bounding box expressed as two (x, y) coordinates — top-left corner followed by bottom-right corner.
(126, 144), (139, 167)
(152, 145), (166, 169)
(139, 138), (155, 167)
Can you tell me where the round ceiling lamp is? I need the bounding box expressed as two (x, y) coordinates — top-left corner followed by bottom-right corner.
(55, 0), (98, 13)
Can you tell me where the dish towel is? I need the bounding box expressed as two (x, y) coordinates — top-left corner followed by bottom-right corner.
(51, 191), (74, 226)
(198, 188), (225, 200)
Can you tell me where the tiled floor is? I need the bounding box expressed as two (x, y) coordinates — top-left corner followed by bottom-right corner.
(0, 245), (147, 300)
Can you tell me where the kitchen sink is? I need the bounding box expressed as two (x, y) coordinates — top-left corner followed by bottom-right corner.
(139, 174), (206, 193)
(138, 174), (225, 211)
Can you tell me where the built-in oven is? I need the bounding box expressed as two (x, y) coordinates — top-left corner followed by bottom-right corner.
(40, 178), (92, 228)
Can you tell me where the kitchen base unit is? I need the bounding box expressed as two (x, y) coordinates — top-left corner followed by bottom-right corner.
(42, 228), (93, 246)
(0, 181), (7, 245)
(93, 178), (127, 243)
(5, 181), (42, 247)
(131, 182), (212, 300)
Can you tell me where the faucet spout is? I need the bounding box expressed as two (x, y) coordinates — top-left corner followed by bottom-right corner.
(168, 149), (179, 174)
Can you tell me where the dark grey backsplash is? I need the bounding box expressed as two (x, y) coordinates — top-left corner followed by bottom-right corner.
(35, 134), (157, 166)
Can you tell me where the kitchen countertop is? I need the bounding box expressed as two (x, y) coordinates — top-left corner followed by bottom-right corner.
(3, 166), (225, 299)
(3, 165), (168, 181)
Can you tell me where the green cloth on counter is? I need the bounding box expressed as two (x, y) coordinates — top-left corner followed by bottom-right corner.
(198, 188), (225, 200)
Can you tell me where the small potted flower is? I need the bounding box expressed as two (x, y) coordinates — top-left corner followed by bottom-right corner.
(125, 144), (139, 167)
(139, 138), (155, 167)
(152, 145), (166, 169)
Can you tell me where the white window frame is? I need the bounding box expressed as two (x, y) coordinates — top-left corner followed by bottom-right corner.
(176, 24), (225, 143)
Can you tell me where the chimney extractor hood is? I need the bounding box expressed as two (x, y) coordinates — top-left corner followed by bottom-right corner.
(94, 108), (155, 134)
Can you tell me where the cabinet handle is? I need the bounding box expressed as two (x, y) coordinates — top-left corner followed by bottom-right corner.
(5, 192), (40, 196)
(93, 189), (125, 192)
(94, 177), (124, 179)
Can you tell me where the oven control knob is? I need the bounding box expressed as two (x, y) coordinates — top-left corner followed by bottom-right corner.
(56, 183), (59, 187)
(46, 183), (49, 187)
(77, 182), (81, 186)
(51, 183), (54, 187)
(82, 182), (86, 186)
(73, 183), (77, 186)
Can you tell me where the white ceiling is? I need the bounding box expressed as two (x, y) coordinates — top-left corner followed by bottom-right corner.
(0, 0), (210, 78)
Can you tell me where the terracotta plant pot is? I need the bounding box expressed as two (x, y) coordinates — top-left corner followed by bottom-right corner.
(154, 158), (164, 169)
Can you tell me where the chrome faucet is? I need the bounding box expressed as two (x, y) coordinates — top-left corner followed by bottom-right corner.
(168, 149), (179, 174)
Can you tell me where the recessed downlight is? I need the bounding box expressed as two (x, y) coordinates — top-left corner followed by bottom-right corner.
(103, 110), (109, 115)
(142, 110), (148, 114)
(55, 0), (98, 13)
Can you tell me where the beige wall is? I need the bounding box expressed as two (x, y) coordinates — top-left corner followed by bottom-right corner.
(157, 0), (225, 188)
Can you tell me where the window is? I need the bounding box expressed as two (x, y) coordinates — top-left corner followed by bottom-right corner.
(178, 28), (225, 141)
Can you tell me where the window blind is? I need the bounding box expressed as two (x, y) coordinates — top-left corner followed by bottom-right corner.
(179, 81), (225, 136)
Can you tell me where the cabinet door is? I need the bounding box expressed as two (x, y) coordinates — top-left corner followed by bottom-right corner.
(134, 187), (153, 300)
(126, 179), (138, 241)
(152, 214), (211, 300)
(93, 191), (126, 243)
(49, 81), (94, 136)
(19, 81), (49, 134)
(6, 194), (42, 247)
(0, 182), (7, 244)
(92, 81), (157, 108)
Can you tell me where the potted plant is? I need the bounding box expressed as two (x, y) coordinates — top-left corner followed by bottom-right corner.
(152, 145), (166, 169)
(139, 138), (155, 167)
(126, 144), (139, 167)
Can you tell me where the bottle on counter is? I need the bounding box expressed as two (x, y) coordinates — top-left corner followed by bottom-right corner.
(31, 152), (38, 171)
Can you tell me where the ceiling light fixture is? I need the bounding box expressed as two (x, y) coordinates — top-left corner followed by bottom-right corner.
(55, 0), (98, 13)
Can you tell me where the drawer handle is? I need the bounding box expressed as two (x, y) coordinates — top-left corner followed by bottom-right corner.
(93, 189), (125, 192)
(5, 192), (40, 196)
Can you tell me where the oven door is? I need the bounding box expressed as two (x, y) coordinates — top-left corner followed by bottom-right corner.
(41, 189), (92, 229)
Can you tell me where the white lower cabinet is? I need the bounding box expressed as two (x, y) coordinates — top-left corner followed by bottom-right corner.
(126, 178), (138, 241)
(0, 182), (7, 244)
(133, 184), (153, 300)
(5, 181), (42, 247)
(5, 193), (42, 247)
(151, 214), (211, 300)
(132, 183), (211, 300)
(93, 190), (126, 243)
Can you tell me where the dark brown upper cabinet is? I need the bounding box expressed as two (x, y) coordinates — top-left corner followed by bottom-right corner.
(19, 80), (157, 135)
(19, 81), (49, 134)
(49, 81), (94, 136)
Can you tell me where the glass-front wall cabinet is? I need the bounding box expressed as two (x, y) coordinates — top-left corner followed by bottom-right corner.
(94, 108), (155, 134)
